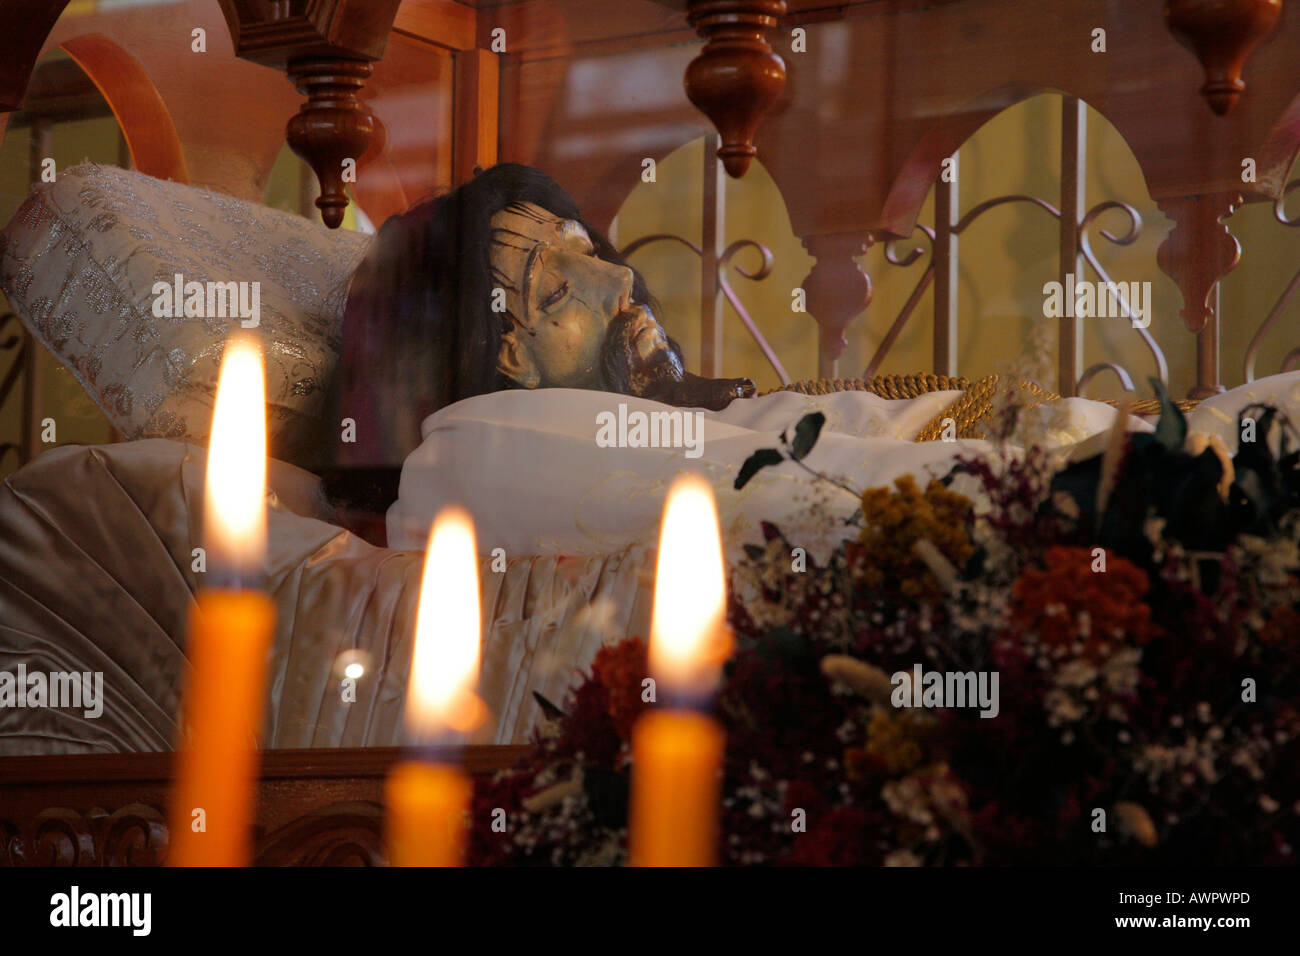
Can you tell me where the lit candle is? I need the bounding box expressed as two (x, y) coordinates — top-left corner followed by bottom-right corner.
(385, 507), (483, 867)
(168, 337), (275, 866)
(629, 474), (730, 867)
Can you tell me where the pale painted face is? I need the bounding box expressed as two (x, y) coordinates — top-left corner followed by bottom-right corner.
(490, 202), (661, 390)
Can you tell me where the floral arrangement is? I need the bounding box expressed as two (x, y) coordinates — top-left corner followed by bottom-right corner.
(469, 386), (1300, 866)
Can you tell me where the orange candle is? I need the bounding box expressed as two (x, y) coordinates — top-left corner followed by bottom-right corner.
(386, 507), (482, 867)
(629, 474), (730, 867)
(630, 710), (725, 867)
(387, 763), (473, 868)
(168, 591), (274, 866)
(168, 337), (275, 866)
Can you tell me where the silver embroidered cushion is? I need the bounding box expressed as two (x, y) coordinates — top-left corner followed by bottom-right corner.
(0, 162), (372, 466)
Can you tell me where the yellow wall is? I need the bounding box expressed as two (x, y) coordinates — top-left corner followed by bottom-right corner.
(615, 93), (1296, 402)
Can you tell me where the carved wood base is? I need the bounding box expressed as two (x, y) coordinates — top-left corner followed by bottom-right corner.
(0, 747), (528, 867)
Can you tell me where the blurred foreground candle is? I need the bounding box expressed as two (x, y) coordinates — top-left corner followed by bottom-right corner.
(386, 507), (482, 866)
(168, 337), (274, 866)
(629, 474), (729, 867)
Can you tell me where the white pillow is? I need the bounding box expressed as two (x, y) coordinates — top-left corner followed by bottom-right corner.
(0, 162), (371, 465)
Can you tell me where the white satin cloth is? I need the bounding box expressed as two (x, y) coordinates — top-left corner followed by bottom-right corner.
(1187, 371), (1300, 453)
(388, 386), (1154, 560)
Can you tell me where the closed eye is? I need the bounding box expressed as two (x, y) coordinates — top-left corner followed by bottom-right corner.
(541, 281), (569, 310)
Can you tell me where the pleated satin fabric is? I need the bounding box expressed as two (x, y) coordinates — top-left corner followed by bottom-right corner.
(0, 439), (652, 754)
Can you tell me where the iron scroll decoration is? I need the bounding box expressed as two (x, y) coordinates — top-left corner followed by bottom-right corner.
(869, 196), (1162, 397)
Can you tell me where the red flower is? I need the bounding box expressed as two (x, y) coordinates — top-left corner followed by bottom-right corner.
(785, 807), (874, 866)
(590, 638), (650, 741)
(1261, 604), (1300, 645)
(1010, 545), (1157, 661)
(557, 679), (621, 767)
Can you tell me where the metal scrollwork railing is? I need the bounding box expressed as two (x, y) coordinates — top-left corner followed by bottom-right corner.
(863, 224), (935, 379)
(1077, 200), (1167, 387)
(1076, 361), (1137, 393)
(619, 233), (787, 383)
(869, 189), (1164, 396)
(636, 103), (1296, 398)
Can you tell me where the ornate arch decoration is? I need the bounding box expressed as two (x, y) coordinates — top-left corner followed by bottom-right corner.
(58, 34), (189, 184)
(873, 83), (1070, 243)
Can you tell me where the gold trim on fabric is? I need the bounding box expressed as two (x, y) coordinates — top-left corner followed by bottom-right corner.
(761, 372), (1201, 442)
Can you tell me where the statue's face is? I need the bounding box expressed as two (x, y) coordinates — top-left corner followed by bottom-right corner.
(490, 202), (667, 389)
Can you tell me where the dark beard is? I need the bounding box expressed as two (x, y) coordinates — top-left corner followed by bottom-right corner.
(600, 309), (757, 411)
(600, 309), (684, 398)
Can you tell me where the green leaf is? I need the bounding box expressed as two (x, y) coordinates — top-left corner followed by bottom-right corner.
(1150, 377), (1186, 452)
(532, 691), (565, 720)
(735, 448), (785, 489)
(790, 412), (826, 461)
(743, 543), (766, 561)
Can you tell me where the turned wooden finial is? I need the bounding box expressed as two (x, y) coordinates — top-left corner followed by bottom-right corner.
(286, 58), (375, 229)
(801, 233), (872, 377)
(216, 0), (401, 228)
(1156, 191), (1242, 397)
(1165, 0), (1282, 115)
(684, 0), (788, 178)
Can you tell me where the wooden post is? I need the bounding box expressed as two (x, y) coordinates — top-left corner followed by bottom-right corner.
(454, 49), (498, 186)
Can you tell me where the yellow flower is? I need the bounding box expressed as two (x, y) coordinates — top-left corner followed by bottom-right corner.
(864, 708), (927, 775)
(854, 475), (974, 598)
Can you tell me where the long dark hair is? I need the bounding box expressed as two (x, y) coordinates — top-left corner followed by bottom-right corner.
(320, 163), (653, 527)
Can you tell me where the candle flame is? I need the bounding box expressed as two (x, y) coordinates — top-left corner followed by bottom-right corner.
(204, 337), (267, 577)
(408, 507), (484, 738)
(650, 474), (728, 698)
